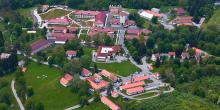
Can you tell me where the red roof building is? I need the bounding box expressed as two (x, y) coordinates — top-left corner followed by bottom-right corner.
(168, 52), (176, 58)
(66, 50), (77, 58)
(47, 18), (71, 25)
(126, 75), (148, 84)
(124, 20), (136, 28)
(50, 27), (77, 34)
(111, 90), (119, 98)
(101, 96), (120, 110)
(31, 39), (54, 55)
(88, 27), (115, 39)
(145, 10), (162, 17)
(81, 68), (92, 77)
(60, 73), (73, 87)
(48, 33), (76, 44)
(126, 86), (144, 95)
(87, 75), (109, 90)
(96, 46), (121, 62)
(126, 29), (151, 40)
(73, 10), (106, 27)
(100, 69), (118, 82)
(171, 16), (193, 26)
(120, 81), (145, 90)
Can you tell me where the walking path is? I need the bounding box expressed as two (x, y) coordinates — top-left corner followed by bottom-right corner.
(11, 80), (25, 110)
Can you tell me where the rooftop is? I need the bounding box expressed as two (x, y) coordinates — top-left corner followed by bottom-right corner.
(120, 81), (145, 90)
(101, 96), (120, 110)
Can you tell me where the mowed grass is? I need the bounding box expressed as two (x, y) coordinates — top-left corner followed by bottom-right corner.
(40, 9), (71, 20)
(97, 61), (140, 76)
(24, 62), (80, 110)
(203, 9), (220, 32)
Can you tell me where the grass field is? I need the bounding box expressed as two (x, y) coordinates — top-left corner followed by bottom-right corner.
(134, 92), (157, 98)
(0, 23), (4, 31)
(40, 9), (71, 20)
(203, 9), (220, 32)
(24, 62), (80, 110)
(97, 61), (140, 76)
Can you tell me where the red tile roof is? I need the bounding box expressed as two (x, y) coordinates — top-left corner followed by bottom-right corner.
(66, 50), (77, 56)
(145, 10), (162, 17)
(126, 75), (148, 84)
(168, 52), (176, 56)
(48, 18), (71, 24)
(110, 19), (120, 25)
(31, 39), (53, 54)
(120, 81), (145, 90)
(101, 96), (120, 110)
(126, 29), (151, 40)
(82, 68), (91, 76)
(125, 20), (136, 27)
(126, 86), (144, 94)
(60, 73), (73, 86)
(74, 10), (100, 16)
(97, 46), (121, 58)
(87, 75), (109, 90)
(64, 73), (73, 81)
(100, 69), (118, 81)
(95, 12), (106, 25)
(88, 27), (115, 38)
(172, 16), (193, 26)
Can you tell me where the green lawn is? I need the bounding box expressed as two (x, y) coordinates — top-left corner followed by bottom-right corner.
(24, 62), (80, 110)
(97, 61), (140, 76)
(203, 9), (220, 32)
(77, 101), (108, 110)
(134, 92), (157, 98)
(40, 9), (71, 20)
(0, 23), (4, 31)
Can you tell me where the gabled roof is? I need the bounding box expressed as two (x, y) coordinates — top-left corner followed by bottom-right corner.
(31, 39), (53, 53)
(48, 18), (71, 24)
(60, 73), (73, 86)
(64, 73), (73, 81)
(126, 86), (144, 94)
(88, 27), (115, 38)
(97, 45), (121, 58)
(87, 75), (109, 90)
(82, 68), (91, 76)
(66, 50), (77, 56)
(101, 96), (120, 110)
(126, 75), (148, 84)
(120, 81), (145, 90)
(74, 10), (100, 16)
(168, 52), (176, 56)
(100, 69), (118, 81)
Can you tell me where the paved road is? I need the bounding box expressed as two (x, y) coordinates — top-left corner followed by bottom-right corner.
(11, 80), (25, 110)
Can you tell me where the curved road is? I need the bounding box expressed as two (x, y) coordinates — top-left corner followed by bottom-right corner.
(11, 80), (25, 110)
